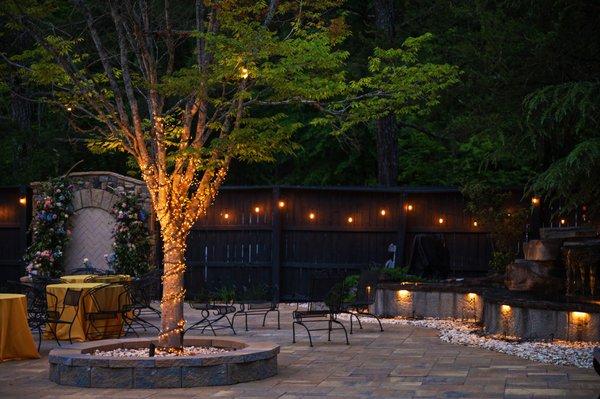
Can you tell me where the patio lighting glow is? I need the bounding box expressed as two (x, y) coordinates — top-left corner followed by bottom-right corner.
(531, 197), (540, 205)
(406, 204), (414, 211)
(571, 311), (589, 322)
(467, 293), (477, 300)
(18, 197), (26, 205)
(380, 209), (386, 216)
(397, 289), (411, 300)
(254, 206), (260, 213)
(438, 217), (444, 224)
(473, 221), (478, 227)
(278, 201), (285, 208)
(560, 218), (566, 225)
(240, 67), (249, 79)
(347, 216), (354, 223)
(501, 304), (511, 314)
(309, 212), (316, 220)
(223, 213), (230, 219)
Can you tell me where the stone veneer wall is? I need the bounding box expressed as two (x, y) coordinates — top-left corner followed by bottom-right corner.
(31, 171), (156, 272)
(374, 284), (600, 342)
(374, 286), (484, 321)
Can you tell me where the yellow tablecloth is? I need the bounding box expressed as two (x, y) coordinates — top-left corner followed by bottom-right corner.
(45, 283), (128, 342)
(61, 274), (131, 284)
(0, 293), (40, 361)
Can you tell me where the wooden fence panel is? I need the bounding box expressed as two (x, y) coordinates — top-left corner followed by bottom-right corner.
(185, 186), (495, 299)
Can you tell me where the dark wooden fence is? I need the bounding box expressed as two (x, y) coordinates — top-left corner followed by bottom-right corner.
(0, 186), (30, 286)
(185, 186), (493, 300)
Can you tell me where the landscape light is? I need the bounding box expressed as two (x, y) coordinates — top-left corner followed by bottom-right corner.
(531, 197), (540, 205)
(560, 219), (566, 225)
(501, 304), (511, 313)
(19, 197), (27, 206)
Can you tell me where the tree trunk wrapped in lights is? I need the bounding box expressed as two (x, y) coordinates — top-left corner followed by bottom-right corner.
(4, 0), (459, 348)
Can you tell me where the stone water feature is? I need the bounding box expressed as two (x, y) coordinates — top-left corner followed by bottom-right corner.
(505, 227), (597, 297)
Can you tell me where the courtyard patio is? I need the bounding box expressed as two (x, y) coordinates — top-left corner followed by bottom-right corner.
(1, 304), (599, 399)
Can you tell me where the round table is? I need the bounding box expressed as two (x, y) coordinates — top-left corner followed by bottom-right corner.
(45, 283), (128, 342)
(61, 274), (131, 284)
(0, 293), (40, 361)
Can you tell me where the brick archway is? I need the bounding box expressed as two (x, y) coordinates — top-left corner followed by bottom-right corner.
(63, 188), (120, 273)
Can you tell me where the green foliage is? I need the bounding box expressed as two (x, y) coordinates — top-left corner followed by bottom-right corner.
(342, 274), (359, 302)
(380, 266), (424, 282)
(215, 285), (236, 305)
(524, 82), (600, 217)
(106, 192), (152, 277)
(463, 183), (528, 273)
(24, 177), (73, 277)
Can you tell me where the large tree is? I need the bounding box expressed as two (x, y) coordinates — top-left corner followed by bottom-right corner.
(3, 0), (458, 348)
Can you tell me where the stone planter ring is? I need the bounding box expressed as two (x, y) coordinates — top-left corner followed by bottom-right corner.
(49, 337), (279, 388)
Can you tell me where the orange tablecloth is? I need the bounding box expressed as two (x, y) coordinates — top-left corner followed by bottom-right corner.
(0, 293), (40, 361)
(61, 274), (131, 284)
(45, 283), (128, 342)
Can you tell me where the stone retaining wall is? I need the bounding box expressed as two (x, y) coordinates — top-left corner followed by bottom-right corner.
(48, 337), (279, 388)
(374, 286), (484, 321)
(375, 283), (600, 342)
(483, 300), (600, 341)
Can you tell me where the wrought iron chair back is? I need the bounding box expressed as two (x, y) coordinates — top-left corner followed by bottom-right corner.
(46, 288), (83, 344)
(83, 284), (125, 340)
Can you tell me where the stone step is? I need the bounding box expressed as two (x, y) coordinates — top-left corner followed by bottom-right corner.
(540, 227), (596, 241)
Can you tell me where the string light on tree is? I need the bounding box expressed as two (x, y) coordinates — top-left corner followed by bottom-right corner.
(531, 197), (540, 205)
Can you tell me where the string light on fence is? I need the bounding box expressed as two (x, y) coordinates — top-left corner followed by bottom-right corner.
(438, 217), (445, 224)
(308, 212), (316, 220)
(473, 221), (478, 227)
(223, 213), (230, 220)
(254, 206), (260, 214)
(406, 204), (414, 212)
(278, 201), (285, 208)
(380, 209), (386, 216)
(347, 216), (354, 223)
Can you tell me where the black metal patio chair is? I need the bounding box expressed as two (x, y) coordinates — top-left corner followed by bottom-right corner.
(185, 301), (237, 335)
(341, 270), (384, 334)
(83, 284), (125, 340)
(46, 288), (83, 345)
(292, 272), (349, 347)
(68, 267), (110, 276)
(8, 282), (48, 351)
(119, 280), (160, 336)
(232, 285), (280, 331)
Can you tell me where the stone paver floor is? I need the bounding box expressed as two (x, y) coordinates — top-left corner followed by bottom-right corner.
(1, 304), (599, 398)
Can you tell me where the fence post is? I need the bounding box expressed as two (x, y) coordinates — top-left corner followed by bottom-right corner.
(271, 186), (282, 302)
(396, 191), (408, 267)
